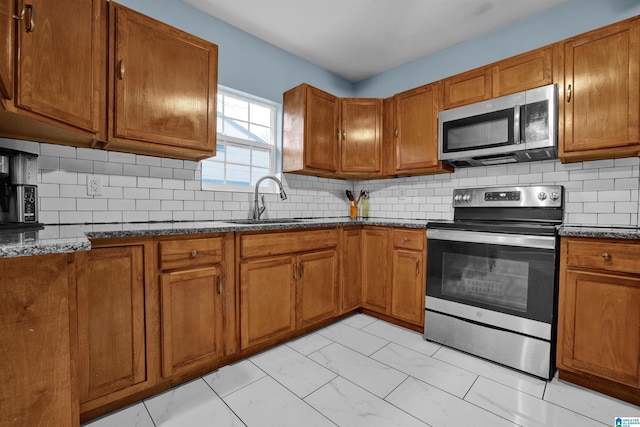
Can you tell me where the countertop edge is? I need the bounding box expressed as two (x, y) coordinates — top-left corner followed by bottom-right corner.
(0, 218), (428, 259)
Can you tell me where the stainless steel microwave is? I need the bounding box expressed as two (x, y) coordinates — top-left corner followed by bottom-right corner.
(438, 84), (558, 167)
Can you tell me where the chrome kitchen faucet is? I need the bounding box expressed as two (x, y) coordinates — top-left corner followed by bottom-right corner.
(253, 175), (287, 220)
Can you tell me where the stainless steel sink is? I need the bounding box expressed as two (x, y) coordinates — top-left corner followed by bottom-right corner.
(227, 218), (304, 225)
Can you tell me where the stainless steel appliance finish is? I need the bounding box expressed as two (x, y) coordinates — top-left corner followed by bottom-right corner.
(0, 149), (39, 225)
(425, 185), (563, 379)
(438, 84), (558, 167)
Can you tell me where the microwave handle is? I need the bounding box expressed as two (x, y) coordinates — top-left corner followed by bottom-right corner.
(514, 105), (521, 144)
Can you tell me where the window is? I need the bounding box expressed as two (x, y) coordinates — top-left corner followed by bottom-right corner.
(202, 88), (279, 191)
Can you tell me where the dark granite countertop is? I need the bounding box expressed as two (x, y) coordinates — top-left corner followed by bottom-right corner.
(0, 217), (429, 259)
(559, 225), (640, 240)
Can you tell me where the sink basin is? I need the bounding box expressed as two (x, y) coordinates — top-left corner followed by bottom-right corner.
(227, 218), (304, 225)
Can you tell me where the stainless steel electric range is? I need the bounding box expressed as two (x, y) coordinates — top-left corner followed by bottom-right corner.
(425, 185), (564, 379)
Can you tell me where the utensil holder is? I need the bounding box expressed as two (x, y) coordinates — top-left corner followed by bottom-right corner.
(349, 204), (358, 218)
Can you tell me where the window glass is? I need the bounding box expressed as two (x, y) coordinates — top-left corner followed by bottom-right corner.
(202, 88), (279, 192)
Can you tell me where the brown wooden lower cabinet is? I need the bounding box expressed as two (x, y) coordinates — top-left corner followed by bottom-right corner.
(0, 253), (76, 427)
(557, 237), (640, 406)
(341, 228), (362, 313)
(238, 228), (340, 351)
(361, 227), (426, 329)
(74, 239), (158, 419)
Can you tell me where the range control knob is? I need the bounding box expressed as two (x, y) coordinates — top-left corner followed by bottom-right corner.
(537, 192), (547, 201)
(462, 193), (471, 203)
(549, 192), (560, 201)
(454, 194), (463, 203)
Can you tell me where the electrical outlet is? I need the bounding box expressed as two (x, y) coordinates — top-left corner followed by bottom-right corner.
(87, 175), (103, 196)
(398, 189), (406, 200)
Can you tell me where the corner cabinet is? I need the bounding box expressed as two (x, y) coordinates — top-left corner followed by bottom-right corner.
(341, 227), (362, 313)
(283, 84), (339, 176)
(108, 3), (218, 160)
(559, 17), (640, 162)
(339, 98), (383, 178)
(157, 234), (234, 381)
(283, 84), (385, 179)
(557, 236), (640, 406)
(238, 228), (339, 350)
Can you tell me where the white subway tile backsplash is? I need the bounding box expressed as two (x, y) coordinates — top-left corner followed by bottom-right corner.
(1, 137), (637, 228)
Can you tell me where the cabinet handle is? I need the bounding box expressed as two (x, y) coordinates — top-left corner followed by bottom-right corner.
(394, 127), (398, 138)
(566, 84), (572, 103)
(601, 252), (612, 261)
(403, 236), (409, 242)
(336, 128), (340, 141)
(24, 4), (35, 32)
(119, 60), (125, 80)
(293, 262), (297, 280)
(300, 262), (304, 278)
(191, 249), (198, 257)
(416, 259), (420, 275)
(218, 276), (223, 295)
(342, 129), (346, 141)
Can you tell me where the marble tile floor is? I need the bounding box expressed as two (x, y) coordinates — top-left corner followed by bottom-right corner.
(84, 314), (639, 427)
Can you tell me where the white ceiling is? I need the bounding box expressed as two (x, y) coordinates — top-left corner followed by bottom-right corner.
(182, 0), (567, 82)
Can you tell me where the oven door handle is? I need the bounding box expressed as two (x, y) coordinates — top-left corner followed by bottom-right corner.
(427, 228), (556, 250)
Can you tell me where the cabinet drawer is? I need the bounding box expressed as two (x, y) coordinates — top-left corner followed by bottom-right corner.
(159, 237), (223, 270)
(565, 238), (639, 275)
(393, 229), (425, 251)
(240, 229), (339, 259)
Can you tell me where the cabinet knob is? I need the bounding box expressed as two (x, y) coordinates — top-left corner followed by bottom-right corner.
(191, 249), (198, 257)
(403, 236), (409, 242)
(601, 252), (612, 261)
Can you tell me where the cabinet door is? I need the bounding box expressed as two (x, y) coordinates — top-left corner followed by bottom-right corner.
(559, 270), (640, 387)
(561, 20), (640, 159)
(16, 0), (103, 133)
(492, 45), (554, 97)
(297, 249), (339, 329)
(240, 256), (296, 349)
(341, 229), (362, 313)
(0, 254), (74, 426)
(390, 249), (425, 326)
(361, 228), (389, 313)
(160, 266), (223, 378)
(340, 98), (382, 175)
(111, 4), (217, 156)
(76, 245), (148, 403)
(0, 0), (13, 102)
(305, 86), (339, 171)
(443, 67), (492, 109)
(394, 84), (440, 172)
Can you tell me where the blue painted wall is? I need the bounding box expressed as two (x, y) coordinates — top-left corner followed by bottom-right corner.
(355, 0), (640, 97)
(117, 0), (640, 102)
(115, 0), (356, 103)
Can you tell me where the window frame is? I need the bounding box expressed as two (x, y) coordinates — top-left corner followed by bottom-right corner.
(201, 86), (281, 193)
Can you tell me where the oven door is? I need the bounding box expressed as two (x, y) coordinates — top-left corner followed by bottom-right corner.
(426, 228), (557, 340)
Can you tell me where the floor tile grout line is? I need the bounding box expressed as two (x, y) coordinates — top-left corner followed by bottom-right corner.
(140, 400), (158, 427)
(199, 373), (250, 426)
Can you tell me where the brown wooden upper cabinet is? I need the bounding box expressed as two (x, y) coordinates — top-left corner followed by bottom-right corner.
(108, 3), (218, 160)
(559, 17), (640, 162)
(390, 82), (453, 175)
(0, 0), (14, 105)
(443, 45), (556, 110)
(339, 98), (383, 178)
(1, 0), (105, 136)
(283, 84), (339, 175)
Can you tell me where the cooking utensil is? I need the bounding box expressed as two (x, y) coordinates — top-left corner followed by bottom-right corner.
(346, 190), (354, 202)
